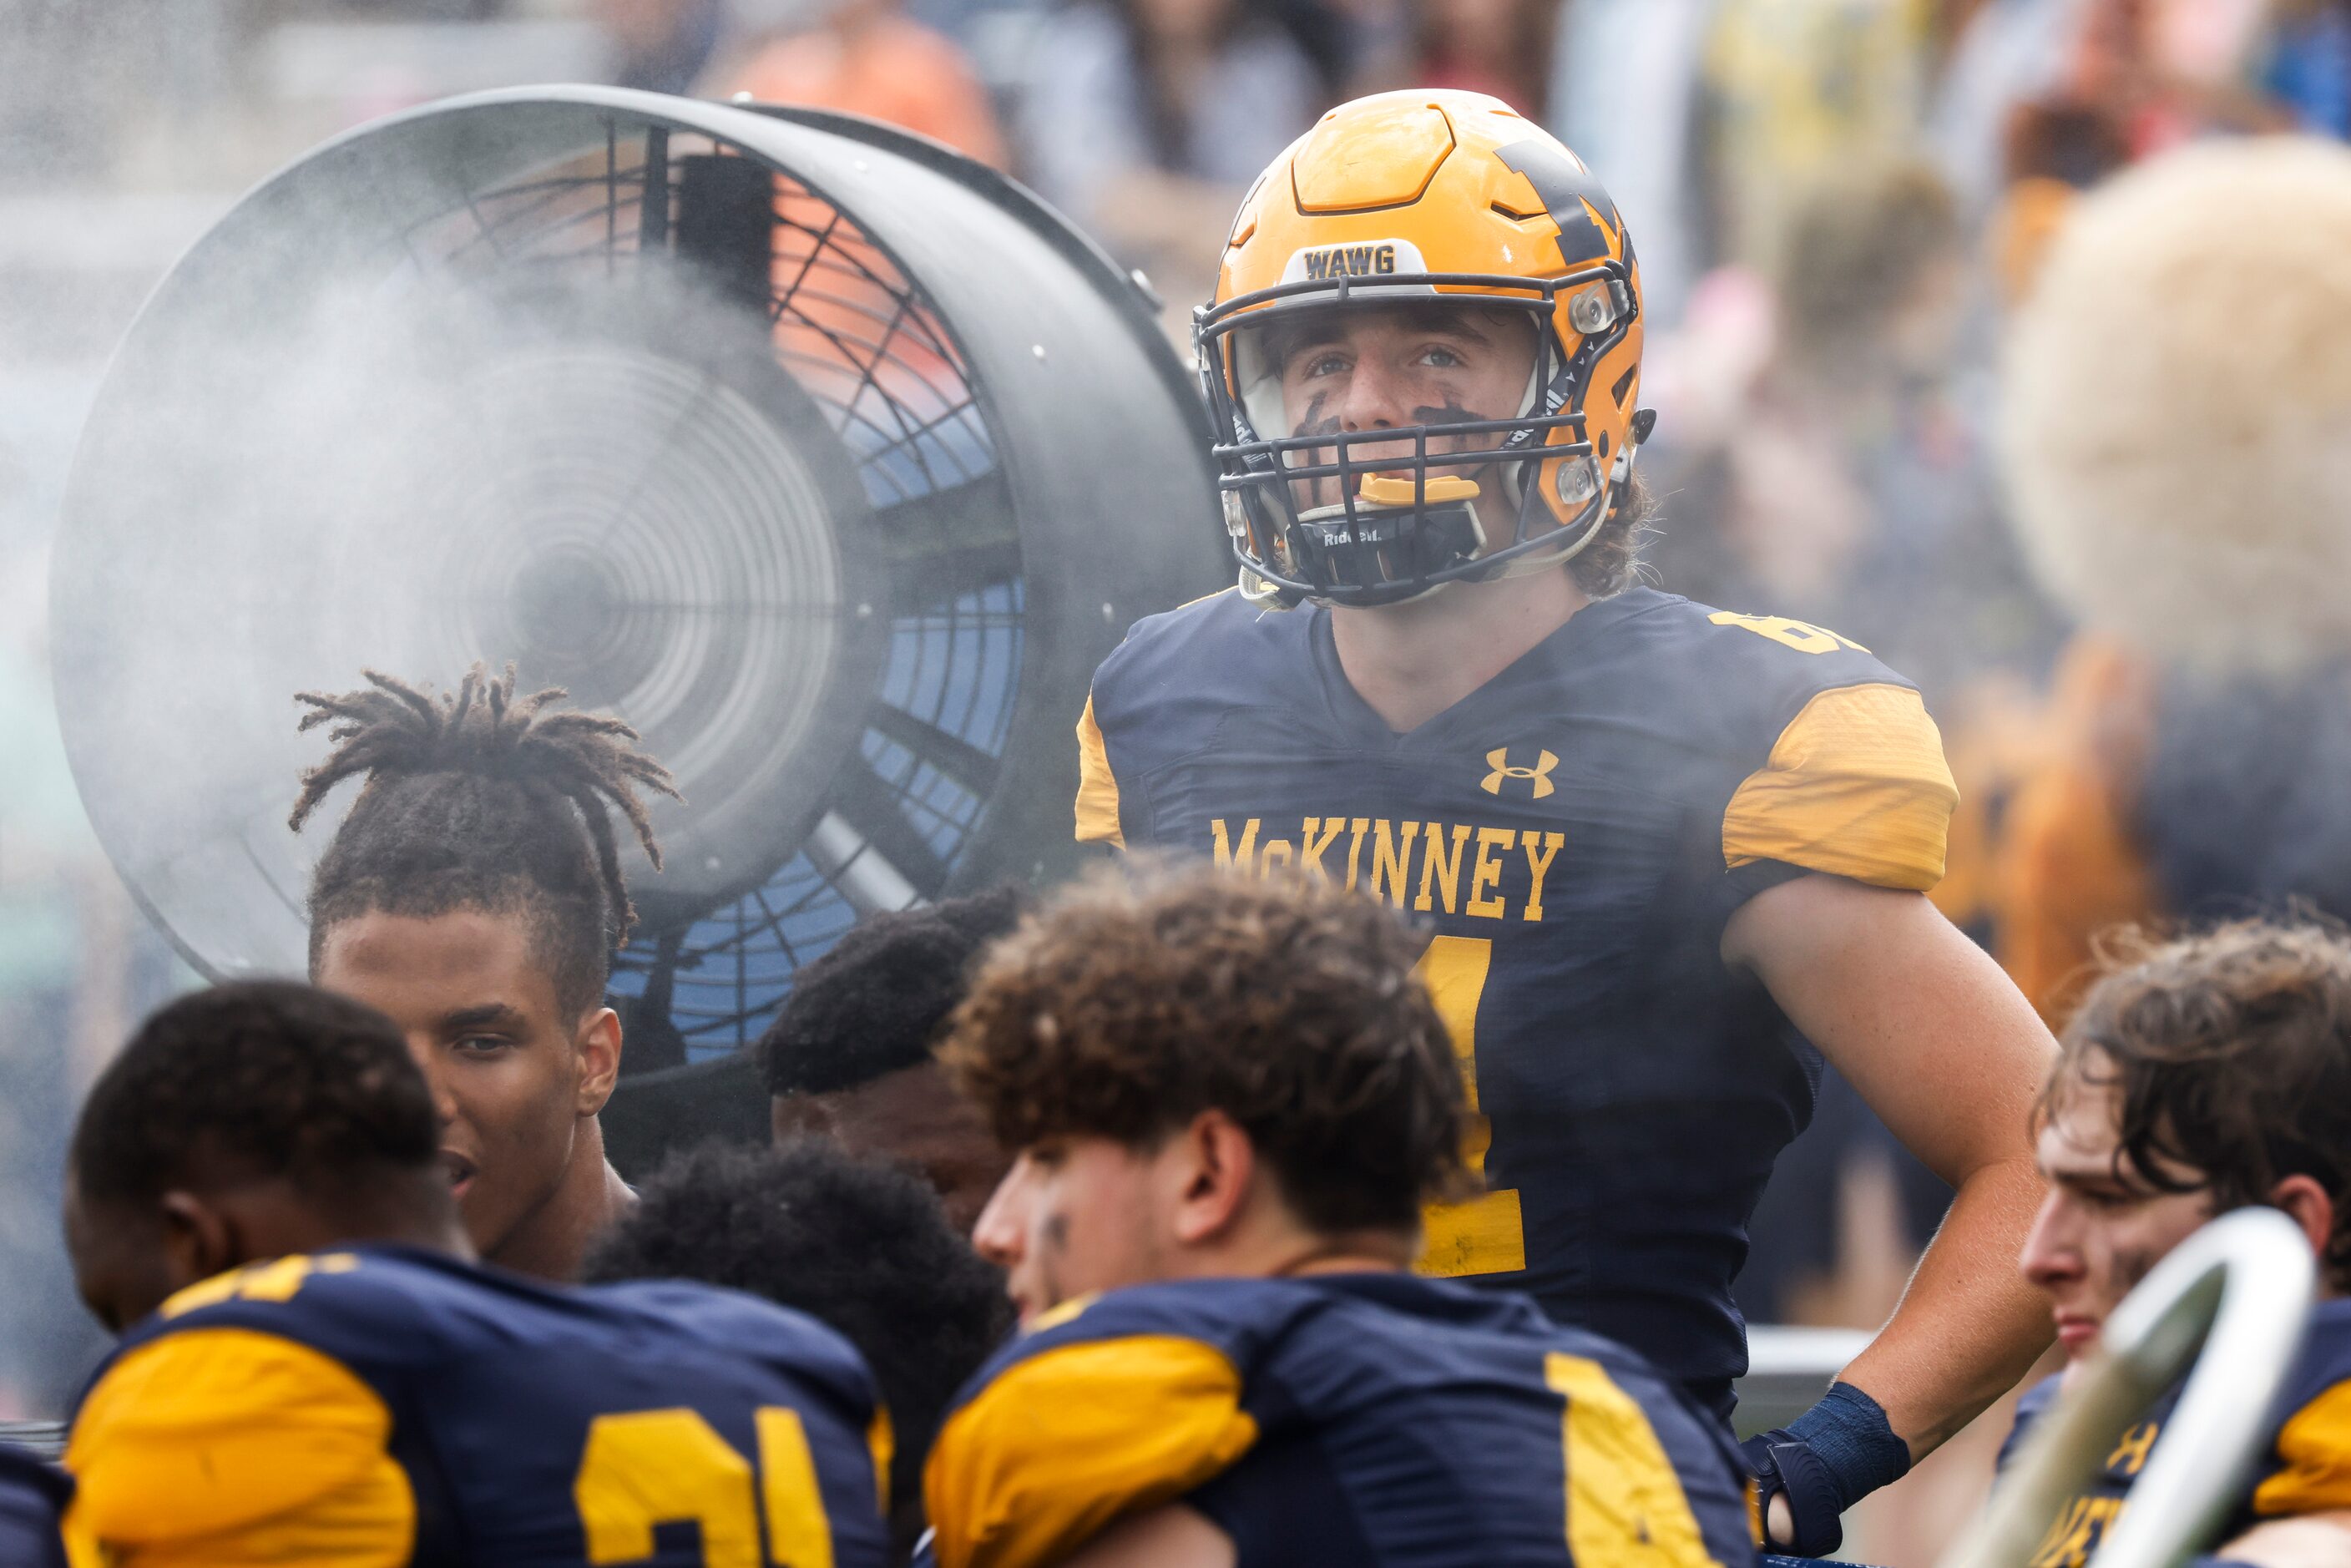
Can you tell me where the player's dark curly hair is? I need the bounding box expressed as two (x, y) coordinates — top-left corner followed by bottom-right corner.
(71, 982), (438, 1208)
(2045, 916), (2351, 1292)
(758, 886), (1026, 1097)
(583, 1140), (1011, 1551)
(941, 862), (1472, 1235)
(291, 665), (679, 1017)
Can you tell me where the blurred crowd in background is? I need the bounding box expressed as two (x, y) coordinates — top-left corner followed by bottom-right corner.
(4, 1), (2351, 1559)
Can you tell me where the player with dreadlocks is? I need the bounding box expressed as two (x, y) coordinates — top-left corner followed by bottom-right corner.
(291, 663), (679, 1282)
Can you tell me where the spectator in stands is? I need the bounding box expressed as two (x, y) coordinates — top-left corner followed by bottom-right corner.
(586, 1140), (1011, 1561)
(1015, 0), (1321, 314)
(1396, 0), (1550, 118)
(1996, 138), (2351, 1018)
(758, 888), (1021, 1233)
(598, 0), (726, 94)
(2262, 0), (2351, 139)
(1700, 0), (1936, 271)
(715, 0), (1009, 166)
(1647, 158), (2035, 697)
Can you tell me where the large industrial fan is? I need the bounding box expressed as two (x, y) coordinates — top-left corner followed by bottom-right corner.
(49, 89), (1225, 1169)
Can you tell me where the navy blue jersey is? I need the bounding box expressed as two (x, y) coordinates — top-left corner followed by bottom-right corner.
(65, 1246), (889, 1566)
(1077, 587), (1956, 1410)
(0, 1448), (67, 1568)
(925, 1272), (1756, 1568)
(1999, 1297), (2351, 1565)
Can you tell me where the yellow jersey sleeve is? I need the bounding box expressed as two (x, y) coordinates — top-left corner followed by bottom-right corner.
(2255, 1378), (2351, 1516)
(1075, 692), (1125, 848)
(924, 1334), (1258, 1568)
(1720, 682), (1958, 893)
(63, 1327), (414, 1568)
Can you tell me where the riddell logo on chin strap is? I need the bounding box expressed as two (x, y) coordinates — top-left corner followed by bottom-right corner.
(1481, 748), (1557, 799)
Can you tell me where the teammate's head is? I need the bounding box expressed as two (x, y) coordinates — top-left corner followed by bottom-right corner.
(583, 1140), (1011, 1551)
(758, 888), (1023, 1232)
(65, 982), (463, 1333)
(2024, 919), (2351, 1364)
(943, 862), (1468, 1323)
(293, 665), (678, 1273)
(1199, 90), (1651, 609)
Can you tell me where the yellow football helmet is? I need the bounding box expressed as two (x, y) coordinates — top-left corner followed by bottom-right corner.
(1196, 90), (1650, 607)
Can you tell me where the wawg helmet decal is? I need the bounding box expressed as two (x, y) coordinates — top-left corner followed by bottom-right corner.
(1196, 90), (1651, 608)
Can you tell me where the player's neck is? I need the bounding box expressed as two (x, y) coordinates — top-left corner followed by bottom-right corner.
(1170, 1191), (1418, 1282)
(484, 1119), (636, 1282)
(221, 1167), (477, 1268)
(1328, 565), (1590, 734)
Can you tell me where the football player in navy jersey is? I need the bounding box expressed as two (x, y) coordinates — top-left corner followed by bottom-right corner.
(59, 982), (890, 1567)
(924, 865), (1755, 1568)
(291, 665), (678, 1283)
(1079, 88), (2059, 1551)
(587, 1139), (1014, 1559)
(2002, 920), (2351, 1567)
(759, 888), (1026, 1233)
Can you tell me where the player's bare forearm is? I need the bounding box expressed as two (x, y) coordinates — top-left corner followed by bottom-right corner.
(1838, 1150), (2050, 1455)
(1725, 874), (2058, 1457)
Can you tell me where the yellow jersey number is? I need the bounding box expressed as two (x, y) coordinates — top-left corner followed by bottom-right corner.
(1547, 1353), (1723, 1564)
(574, 1407), (837, 1568)
(1413, 934), (1526, 1277)
(1706, 611), (1868, 655)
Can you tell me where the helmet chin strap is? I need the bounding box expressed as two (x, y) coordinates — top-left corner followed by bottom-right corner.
(1464, 495), (1609, 583)
(1470, 346), (1612, 584)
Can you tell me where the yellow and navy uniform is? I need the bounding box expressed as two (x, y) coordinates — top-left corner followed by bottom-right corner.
(63, 1245), (890, 1568)
(1998, 1297), (2351, 1566)
(0, 1448), (68, 1568)
(1076, 586), (1955, 1416)
(925, 1272), (1756, 1568)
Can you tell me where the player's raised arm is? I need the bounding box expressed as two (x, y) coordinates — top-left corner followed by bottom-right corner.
(1725, 875), (2054, 1546)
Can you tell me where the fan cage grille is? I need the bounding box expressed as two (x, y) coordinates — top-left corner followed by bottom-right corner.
(392, 119), (1024, 1056)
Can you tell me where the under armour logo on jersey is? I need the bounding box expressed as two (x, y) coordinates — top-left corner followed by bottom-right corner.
(1482, 748), (1558, 799)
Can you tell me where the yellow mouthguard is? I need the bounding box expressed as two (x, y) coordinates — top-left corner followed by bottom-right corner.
(1357, 474), (1480, 508)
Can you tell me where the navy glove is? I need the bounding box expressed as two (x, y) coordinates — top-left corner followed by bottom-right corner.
(1741, 1382), (1910, 1557)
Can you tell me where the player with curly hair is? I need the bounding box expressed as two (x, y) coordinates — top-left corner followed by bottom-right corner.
(292, 663), (677, 1281)
(586, 1141), (1013, 1559)
(921, 863), (1752, 1568)
(758, 888), (1024, 1232)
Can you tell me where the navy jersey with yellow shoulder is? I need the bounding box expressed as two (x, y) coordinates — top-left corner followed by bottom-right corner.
(63, 1246), (889, 1568)
(925, 1272), (1755, 1568)
(1076, 586), (1956, 1413)
(1998, 1297), (2351, 1566)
